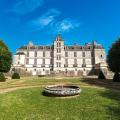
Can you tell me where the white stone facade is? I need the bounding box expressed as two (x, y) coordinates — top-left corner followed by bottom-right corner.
(13, 35), (107, 76)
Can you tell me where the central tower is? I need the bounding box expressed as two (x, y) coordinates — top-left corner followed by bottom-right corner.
(53, 34), (65, 72)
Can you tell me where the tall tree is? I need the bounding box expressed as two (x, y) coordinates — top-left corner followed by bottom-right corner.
(107, 38), (120, 82)
(0, 40), (12, 73)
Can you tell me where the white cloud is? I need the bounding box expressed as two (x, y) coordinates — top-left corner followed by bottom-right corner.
(26, 9), (80, 33)
(12, 0), (44, 14)
(54, 19), (80, 33)
(29, 9), (61, 29)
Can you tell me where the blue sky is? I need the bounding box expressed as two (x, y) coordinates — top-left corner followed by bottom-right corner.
(0, 0), (120, 54)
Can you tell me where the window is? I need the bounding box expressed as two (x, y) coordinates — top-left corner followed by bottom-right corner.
(43, 51), (45, 57)
(59, 55), (61, 60)
(59, 49), (61, 53)
(56, 62), (61, 67)
(57, 49), (59, 53)
(59, 43), (61, 47)
(74, 52), (77, 57)
(65, 52), (68, 57)
(56, 62), (59, 67)
(57, 55), (61, 60)
(42, 59), (45, 64)
(59, 63), (61, 67)
(35, 51), (37, 57)
(34, 59), (37, 65)
(50, 59), (53, 64)
(73, 59), (77, 67)
(82, 52), (85, 57)
(57, 43), (59, 47)
(26, 58), (29, 64)
(27, 52), (29, 57)
(82, 59), (86, 67)
(57, 55), (59, 60)
(74, 59), (77, 64)
(57, 42), (61, 47)
(83, 59), (86, 64)
(65, 59), (68, 64)
(51, 52), (53, 57)
(65, 59), (68, 67)
(57, 48), (61, 53)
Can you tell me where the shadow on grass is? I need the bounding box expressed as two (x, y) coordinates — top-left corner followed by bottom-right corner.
(81, 78), (120, 90)
(42, 91), (57, 97)
(42, 91), (79, 98)
(100, 89), (120, 119)
(82, 77), (120, 119)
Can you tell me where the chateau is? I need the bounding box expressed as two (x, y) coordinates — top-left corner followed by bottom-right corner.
(13, 35), (107, 76)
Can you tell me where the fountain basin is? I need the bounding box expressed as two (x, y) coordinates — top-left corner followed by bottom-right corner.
(44, 85), (81, 96)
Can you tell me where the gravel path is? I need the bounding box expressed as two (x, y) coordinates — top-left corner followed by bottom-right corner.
(0, 85), (44, 94)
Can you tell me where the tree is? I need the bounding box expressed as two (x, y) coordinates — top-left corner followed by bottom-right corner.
(98, 70), (106, 80)
(107, 38), (120, 82)
(0, 40), (12, 73)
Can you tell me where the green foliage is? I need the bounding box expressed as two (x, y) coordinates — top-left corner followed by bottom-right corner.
(113, 72), (120, 82)
(98, 70), (106, 79)
(38, 75), (46, 77)
(12, 72), (20, 79)
(0, 40), (12, 73)
(107, 38), (120, 72)
(0, 72), (5, 82)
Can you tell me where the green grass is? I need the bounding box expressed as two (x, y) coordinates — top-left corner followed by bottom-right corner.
(0, 77), (120, 120)
(0, 77), (82, 89)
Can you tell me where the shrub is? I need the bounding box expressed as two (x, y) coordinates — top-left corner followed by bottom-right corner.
(98, 70), (106, 79)
(38, 75), (46, 77)
(113, 72), (120, 82)
(12, 72), (20, 79)
(0, 72), (5, 82)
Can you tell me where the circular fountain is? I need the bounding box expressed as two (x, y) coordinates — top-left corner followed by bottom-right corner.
(44, 85), (81, 97)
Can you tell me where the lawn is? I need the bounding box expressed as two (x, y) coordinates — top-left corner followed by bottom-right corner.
(0, 77), (120, 120)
